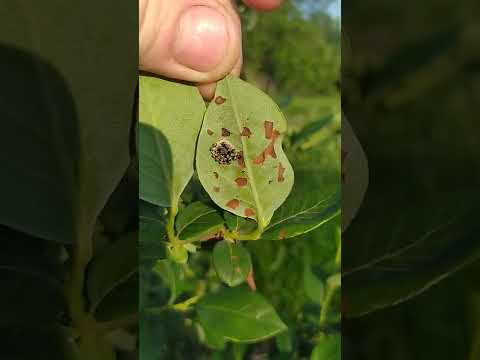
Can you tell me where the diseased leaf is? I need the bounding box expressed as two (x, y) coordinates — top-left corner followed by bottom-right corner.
(197, 285), (287, 343)
(262, 190), (340, 240)
(139, 76), (205, 209)
(196, 75), (294, 228)
(175, 202), (224, 241)
(87, 232), (137, 312)
(213, 241), (252, 287)
(311, 333), (341, 360)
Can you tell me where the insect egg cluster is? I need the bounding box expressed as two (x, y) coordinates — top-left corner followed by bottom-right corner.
(210, 140), (239, 165)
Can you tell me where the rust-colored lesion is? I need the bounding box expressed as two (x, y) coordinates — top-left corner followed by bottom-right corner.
(264, 121), (274, 139)
(241, 127), (252, 137)
(213, 171), (219, 179)
(246, 269), (257, 291)
(244, 208), (255, 217)
(277, 163), (286, 183)
(226, 199), (240, 209)
(222, 128), (231, 137)
(237, 151), (246, 169)
(253, 122), (281, 166)
(278, 228), (287, 240)
(235, 177), (248, 187)
(213, 186), (220, 192)
(207, 129), (214, 136)
(215, 96), (226, 104)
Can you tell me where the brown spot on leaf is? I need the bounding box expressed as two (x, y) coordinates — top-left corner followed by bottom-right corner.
(264, 121), (274, 139)
(241, 127), (252, 137)
(207, 129), (214, 136)
(244, 208), (255, 217)
(253, 152), (265, 165)
(268, 179), (273, 184)
(235, 177), (248, 187)
(213, 187), (220, 192)
(237, 152), (246, 169)
(222, 128), (231, 137)
(246, 270), (257, 291)
(279, 228), (287, 240)
(226, 199), (240, 209)
(213, 172), (219, 179)
(215, 96), (226, 105)
(264, 143), (277, 159)
(277, 163), (286, 182)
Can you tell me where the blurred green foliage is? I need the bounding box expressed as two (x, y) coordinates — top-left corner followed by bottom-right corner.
(343, 0), (480, 359)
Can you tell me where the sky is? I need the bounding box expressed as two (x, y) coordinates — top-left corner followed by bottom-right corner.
(327, 1), (341, 18)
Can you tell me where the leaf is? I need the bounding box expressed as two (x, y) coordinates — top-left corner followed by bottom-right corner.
(175, 202), (224, 241)
(224, 211), (257, 234)
(343, 207), (480, 318)
(0, 7), (137, 243)
(290, 114), (334, 148)
(139, 200), (167, 264)
(94, 274), (138, 322)
(196, 75), (294, 228)
(213, 241), (252, 287)
(139, 76), (206, 209)
(341, 116), (368, 232)
(152, 259), (183, 304)
(166, 243), (189, 264)
(197, 285), (287, 343)
(87, 232), (137, 312)
(262, 190), (340, 240)
(311, 333), (341, 360)
(304, 266), (325, 304)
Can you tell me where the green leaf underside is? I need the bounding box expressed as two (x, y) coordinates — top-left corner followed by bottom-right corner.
(197, 286), (287, 343)
(139, 76), (206, 209)
(196, 75), (294, 228)
(87, 232), (138, 312)
(311, 333), (341, 360)
(213, 241), (252, 287)
(343, 208), (480, 317)
(262, 190), (340, 240)
(175, 202), (224, 241)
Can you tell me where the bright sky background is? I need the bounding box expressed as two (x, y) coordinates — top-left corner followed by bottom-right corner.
(327, 0), (341, 18)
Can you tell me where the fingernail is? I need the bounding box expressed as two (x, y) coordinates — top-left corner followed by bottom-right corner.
(173, 6), (228, 73)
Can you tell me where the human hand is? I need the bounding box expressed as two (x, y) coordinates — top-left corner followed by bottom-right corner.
(139, 0), (283, 99)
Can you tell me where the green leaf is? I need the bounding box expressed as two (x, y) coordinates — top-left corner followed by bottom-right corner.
(0, 4), (137, 243)
(175, 202), (224, 241)
(343, 207), (480, 317)
(152, 259), (183, 304)
(311, 333), (341, 360)
(291, 114), (334, 148)
(224, 211), (257, 234)
(87, 232), (137, 312)
(213, 241), (252, 287)
(197, 285), (287, 343)
(262, 190), (340, 240)
(304, 266), (325, 304)
(139, 76), (206, 209)
(342, 116), (369, 232)
(139, 200), (167, 264)
(276, 331), (293, 353)
(94, 274), (138, 322)
(196, 75), (294, 228)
